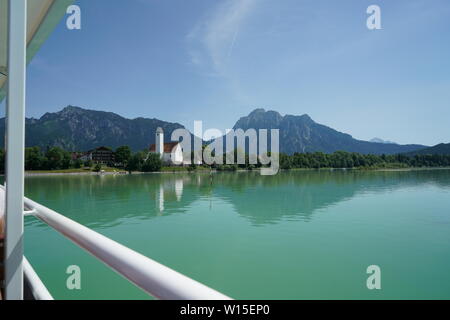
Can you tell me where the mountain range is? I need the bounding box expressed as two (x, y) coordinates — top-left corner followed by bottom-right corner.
(0, 106), (186, 152)
(230, 108), (427, 155)
(0, 105), (440, 155)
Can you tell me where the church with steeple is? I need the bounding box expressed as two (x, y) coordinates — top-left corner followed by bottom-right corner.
(148, 127), (184, 165)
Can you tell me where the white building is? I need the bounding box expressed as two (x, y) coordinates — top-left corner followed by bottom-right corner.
(149, 127), (203, 166)
(149, 127), (184, 165)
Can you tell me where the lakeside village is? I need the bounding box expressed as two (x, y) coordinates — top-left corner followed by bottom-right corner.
(0, 127), (449, 175)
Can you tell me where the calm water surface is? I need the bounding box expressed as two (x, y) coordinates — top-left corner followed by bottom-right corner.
(22, 170), (450, 299)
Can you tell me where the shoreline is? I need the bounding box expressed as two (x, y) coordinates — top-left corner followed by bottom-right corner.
(24, 171), (128, 177)
(372, 167), (450, 172)
(9, 166), (450, 177)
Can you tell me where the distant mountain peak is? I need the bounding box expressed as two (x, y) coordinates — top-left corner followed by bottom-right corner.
(57, 105), (87, 114)
(230, 109), (426, 155)
(0, 105), (429, 155)
(285, 113), (314, 123)
(370, 137), (397, 144)
(300, 113), (312, 120)
(247, 108), (282, 119)
(247, 108), (312, 120)
(0, 105), (187, 151)
(249, 108), (266, 114)
(233, 108), (284, 130)
(63, 105), (82, 111)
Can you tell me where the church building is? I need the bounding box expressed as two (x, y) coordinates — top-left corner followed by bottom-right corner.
(148, 127), (184, 165)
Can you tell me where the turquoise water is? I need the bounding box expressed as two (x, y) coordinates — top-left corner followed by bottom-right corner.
(22, 170), (450, 299)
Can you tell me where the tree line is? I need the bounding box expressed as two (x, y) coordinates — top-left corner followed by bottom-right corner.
(279, 151), (450, 169)
(196, 149), (450, 170)
(0, 145), (162, 173)
(0, 145), (448, 173)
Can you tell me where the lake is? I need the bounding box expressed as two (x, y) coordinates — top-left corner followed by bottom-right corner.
(22, 169), (450, 299)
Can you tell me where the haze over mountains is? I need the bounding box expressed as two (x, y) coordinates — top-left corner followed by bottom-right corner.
(370, 138), (396, 144)
(0, 106), (441, 155)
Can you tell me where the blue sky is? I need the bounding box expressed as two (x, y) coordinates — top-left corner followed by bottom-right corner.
(18, 0), (450, 145)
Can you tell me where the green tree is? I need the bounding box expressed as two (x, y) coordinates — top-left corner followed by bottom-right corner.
(72, 158), (83, 168)
(115, 145), (132, 166)
(187, 163), (197, 172)
(126, 153), (144, 173)
(45, 147), (67, 170)
(84, 159), (93, 167)
(25, 146), (44, 170)
(61, 151), (72, 169)
(280, 153), (292, 170)
(142, 153), (162, 172)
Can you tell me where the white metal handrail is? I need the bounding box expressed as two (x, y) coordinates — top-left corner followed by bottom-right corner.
(22, 195), (231, 300)
(23, 257), (54, 300)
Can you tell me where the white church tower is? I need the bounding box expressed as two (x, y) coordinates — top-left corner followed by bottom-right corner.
(155, 127), (164, 157)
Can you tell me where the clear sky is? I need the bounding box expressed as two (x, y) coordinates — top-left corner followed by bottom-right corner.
(18, 0), (450, 145)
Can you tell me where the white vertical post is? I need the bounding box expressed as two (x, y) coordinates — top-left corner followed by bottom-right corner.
(5, 0), (27, 300)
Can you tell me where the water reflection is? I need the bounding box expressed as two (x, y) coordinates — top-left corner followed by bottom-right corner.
(24, 169), (450, 228)
(213, 170), (450, 225)
(155, 177), (184, 213)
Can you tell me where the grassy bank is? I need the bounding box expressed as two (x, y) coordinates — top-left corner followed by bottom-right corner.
(26, 166), (126, 174)
(21, 165), (450, 176)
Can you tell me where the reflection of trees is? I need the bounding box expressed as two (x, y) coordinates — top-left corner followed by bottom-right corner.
(24, 169), (450, 228)
(210, 170), (450, 225)
(25, 174), (194, 228)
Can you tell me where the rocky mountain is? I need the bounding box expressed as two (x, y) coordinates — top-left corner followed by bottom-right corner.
(230, 108), (427, 155)
(0, 106), (432, 155)
(0, 106), (187, 151)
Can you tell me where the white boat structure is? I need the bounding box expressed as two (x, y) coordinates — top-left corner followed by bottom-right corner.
(0, 0), (230, 300)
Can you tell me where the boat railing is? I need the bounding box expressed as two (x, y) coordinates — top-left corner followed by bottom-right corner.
(1, 185), (230, 300)
(23, 257), (53, 300)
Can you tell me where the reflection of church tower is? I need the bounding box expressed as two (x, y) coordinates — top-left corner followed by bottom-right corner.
(158, 184), (164, 213)
(155, 127), (164, 158)
(175, 179), (183, 201)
